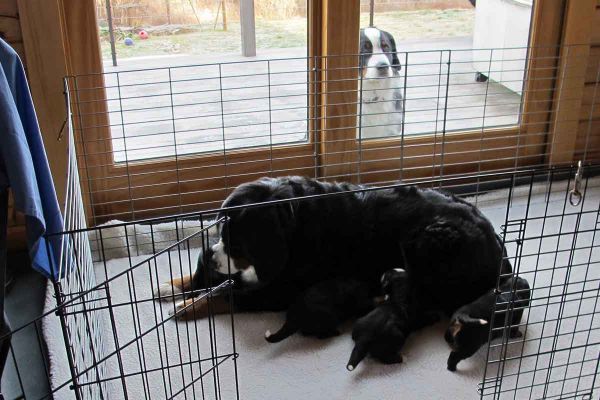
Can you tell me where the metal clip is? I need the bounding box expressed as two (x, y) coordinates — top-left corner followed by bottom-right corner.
(59, 78), (71, 141)
(56, 118), (67, 142)
(569, 160), (583, 206)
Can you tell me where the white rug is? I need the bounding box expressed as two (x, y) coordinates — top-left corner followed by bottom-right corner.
(43, 179), (600, 399)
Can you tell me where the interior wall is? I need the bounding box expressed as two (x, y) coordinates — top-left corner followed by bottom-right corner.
(0, 0), (26, 246)
(575, 0), (600, 161)
(1, 0), (70, 249)
(0, 0), (25, 62)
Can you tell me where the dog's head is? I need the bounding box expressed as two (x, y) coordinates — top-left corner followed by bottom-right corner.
(380, 268), (407, 295)
(359, 27), (401, 79)
(444, 315), (489, 355)
(211, 178), (295, 285)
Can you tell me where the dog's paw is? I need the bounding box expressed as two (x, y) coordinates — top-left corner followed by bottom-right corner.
(168, 297), (209, 320)
(168, 300), (187, 318)
(154, 281), (182, 301)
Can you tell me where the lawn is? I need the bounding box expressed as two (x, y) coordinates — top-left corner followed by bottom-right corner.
(362, 9), (475, 41)
(100, 9), (474, 60)
(100, 17), (307, 59)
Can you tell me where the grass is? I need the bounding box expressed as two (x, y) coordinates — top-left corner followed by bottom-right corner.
(362, 9), (475, 41)
(100, 9), (473, 60)
(101, 17), (307, 59)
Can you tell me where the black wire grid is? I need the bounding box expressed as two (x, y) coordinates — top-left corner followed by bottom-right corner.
(2, 166), (598, 399)
(65, 45), (579, 223)
(0, 45), (598, 399)
(479, 168), (600, 400)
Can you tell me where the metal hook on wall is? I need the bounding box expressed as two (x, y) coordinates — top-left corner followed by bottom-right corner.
(57, 78), (71, 141)
(569, 160), (583, 206)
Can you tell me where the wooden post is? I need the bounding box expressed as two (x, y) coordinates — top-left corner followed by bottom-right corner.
(165, 0), (171, 24)
(319, 0), (361, 182)
(240, 0), (256, 57)
(222, 0), (227, 31)
(546, 0), (596, 165)
(105, 0), (117, 66)
(518, 0), (566, 168)
(187, 0), (201, 25)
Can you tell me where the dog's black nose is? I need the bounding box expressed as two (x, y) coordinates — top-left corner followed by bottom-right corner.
(376, 61), (389, 72)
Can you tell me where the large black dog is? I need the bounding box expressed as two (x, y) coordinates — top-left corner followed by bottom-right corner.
(156, 176), (511, 321)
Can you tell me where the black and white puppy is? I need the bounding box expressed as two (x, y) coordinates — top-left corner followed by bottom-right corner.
(264, 278), (372, 343)
(359, 27), (403, 139)
(445, 276), (531, 371)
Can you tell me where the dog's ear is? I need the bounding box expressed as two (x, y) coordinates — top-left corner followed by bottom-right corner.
(381, 30), (401, 73)
(448, 320), (463, 339)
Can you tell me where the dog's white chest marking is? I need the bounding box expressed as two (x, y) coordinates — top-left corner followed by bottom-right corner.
(211, 239), (258, 283)
(241, 266), (259, 283)
(211, 239), (241, 274)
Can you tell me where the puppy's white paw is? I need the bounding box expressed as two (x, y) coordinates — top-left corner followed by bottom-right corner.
(168, 300), (186, 318)
(154, 281), (182, 301)
(265, 330), (272, 339)
(346, 364), (355, 371)
(241, 266), (259, 284)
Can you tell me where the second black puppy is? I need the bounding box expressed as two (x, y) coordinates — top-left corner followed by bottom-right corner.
(264, 277), (372, 343)
(445, 276), (531, 371)
(346, 269), (411, 370)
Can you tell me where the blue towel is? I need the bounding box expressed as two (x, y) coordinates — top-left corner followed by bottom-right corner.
(0, 39), (63, 278)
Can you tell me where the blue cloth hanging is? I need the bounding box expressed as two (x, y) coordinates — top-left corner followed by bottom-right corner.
(0, 38), (63, 279)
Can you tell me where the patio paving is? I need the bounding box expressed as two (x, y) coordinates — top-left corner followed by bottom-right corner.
(96, 37), (523, 162)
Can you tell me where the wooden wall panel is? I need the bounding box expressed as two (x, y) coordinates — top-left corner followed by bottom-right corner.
(319, 0), (361, 182)
(548, 0), (596, 165)
(575, 120), (600, 160)
(0, 1), (25, 62)
(575, 5), (600, 162)
(592, 6), (600, 44)
(17, 0), (69, 207)
(1, 0), (26, 247)
(586, 46), (600, 83)
(519, 0), (566, 167)
(0, 0), (23, 62)
(580, 83), (600, 120)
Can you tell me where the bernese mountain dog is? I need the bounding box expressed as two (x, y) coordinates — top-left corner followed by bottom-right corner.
(155, 176), (511, 322)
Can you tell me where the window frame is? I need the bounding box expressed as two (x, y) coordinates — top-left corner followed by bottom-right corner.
(54, 0), (591, 222)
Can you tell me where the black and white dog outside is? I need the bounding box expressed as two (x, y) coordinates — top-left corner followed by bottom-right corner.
(359, 27), (404, 139)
